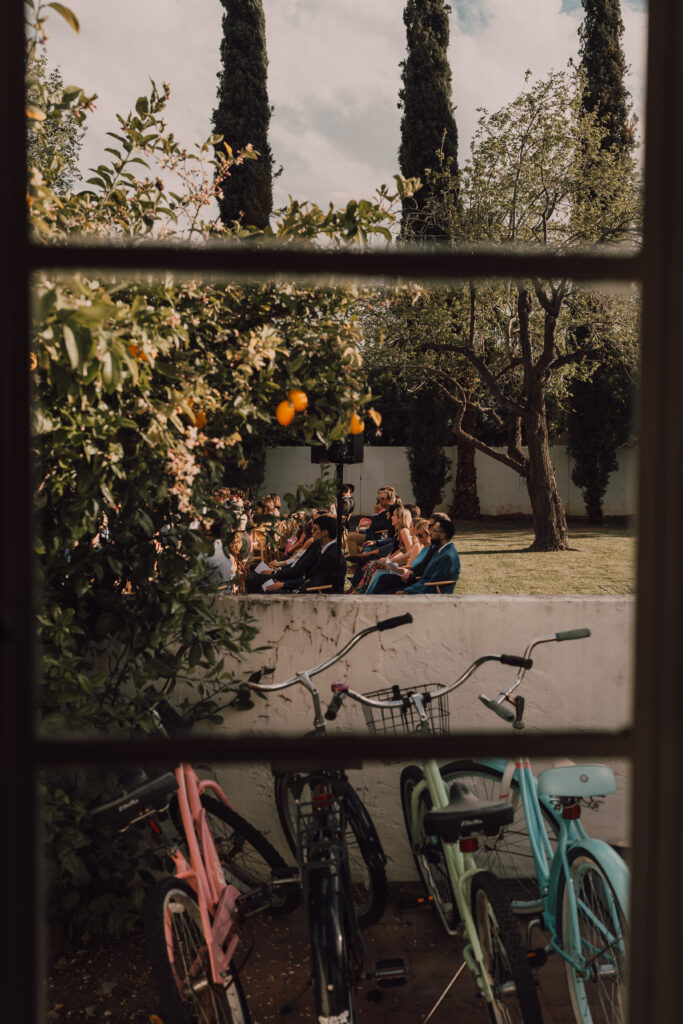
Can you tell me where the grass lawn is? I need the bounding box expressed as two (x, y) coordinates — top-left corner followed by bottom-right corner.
(452, 517), (636, 595)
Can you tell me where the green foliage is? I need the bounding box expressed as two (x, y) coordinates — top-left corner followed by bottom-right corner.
(25, 53), (86, 195)
(406, 386), (452, 515)
(283, 470), (338, 515)
(27, 2), (408, 935)
(579, 0), (635, 154)
(567, 360), (635, 523)
(214, 0), (273, 229)
(398, 0), (458, 235)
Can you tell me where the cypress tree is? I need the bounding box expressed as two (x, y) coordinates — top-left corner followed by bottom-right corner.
(213, 0), (273, 229)
(579, 0), (634, 153)
(398, 0), (458, 236)
(568, 1), (636, 522)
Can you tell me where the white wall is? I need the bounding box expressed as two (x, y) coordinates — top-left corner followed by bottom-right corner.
(213, 595), (634, 879)
(262, 445), (637, 517)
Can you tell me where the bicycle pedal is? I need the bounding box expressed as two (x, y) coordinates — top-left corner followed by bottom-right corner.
(397, 892), (433, 910)
(526, 947), (548, 969)
(374, 957), (409, 987)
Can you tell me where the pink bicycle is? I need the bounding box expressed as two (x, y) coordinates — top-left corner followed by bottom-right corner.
(93, 731), (296, 1023)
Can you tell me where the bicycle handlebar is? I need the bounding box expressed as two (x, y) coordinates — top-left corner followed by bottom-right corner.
(376, 613), (413, 632)
(556, 628), (591, 642)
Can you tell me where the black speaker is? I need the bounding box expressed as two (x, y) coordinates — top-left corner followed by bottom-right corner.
(310, 434), (364, 465)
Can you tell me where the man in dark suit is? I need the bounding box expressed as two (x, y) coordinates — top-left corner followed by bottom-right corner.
(267, 514), (344, 594)
(244, 536), (321, 593)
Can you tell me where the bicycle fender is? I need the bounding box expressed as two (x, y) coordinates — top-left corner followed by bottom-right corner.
(343, 782), (387, 869)
(551, 838), (630, 917)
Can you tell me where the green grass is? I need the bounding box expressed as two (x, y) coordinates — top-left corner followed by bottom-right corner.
(453, 518), (636, 595)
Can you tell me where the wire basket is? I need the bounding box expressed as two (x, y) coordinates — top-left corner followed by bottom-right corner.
(360, 683), (450, 737)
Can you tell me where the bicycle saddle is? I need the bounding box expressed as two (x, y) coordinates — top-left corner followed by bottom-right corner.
(422, 781), (514, 840)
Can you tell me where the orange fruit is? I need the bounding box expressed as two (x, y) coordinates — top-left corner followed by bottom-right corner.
(288, 388), (308, 412)
(276, 399), (296, 426)
(349, 412), (365, 435)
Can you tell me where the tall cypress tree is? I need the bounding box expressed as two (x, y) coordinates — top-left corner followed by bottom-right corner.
(213, 0), (273, 229)
(569, 0), (635, 523)
(579, 0), (634, 153)
(398, 0), (458, 236)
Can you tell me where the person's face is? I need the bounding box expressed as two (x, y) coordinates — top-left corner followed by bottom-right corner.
(391, 509), (400, 527)
(415, 526), (429, 544)
(429, 520), (447, 545)
(378, 491), (391, 507)
(311, 523), (322, 542)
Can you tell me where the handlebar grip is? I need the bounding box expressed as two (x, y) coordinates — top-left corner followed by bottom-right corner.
(556, 628), (591, 641)
(500, 655), (533, 669)
(479, 694), (516, 723)
(325, 693), (345, 721)
(376, 613), (413, 632)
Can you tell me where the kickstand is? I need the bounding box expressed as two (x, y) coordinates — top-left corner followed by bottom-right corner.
(420, 960), (467, 1024)
(280, 975), (312, 1014)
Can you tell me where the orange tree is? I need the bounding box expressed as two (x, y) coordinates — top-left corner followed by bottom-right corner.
(27, 3), (412, 934)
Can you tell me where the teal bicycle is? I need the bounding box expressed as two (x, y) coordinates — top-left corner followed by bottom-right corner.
(440, 628), (629, 1024)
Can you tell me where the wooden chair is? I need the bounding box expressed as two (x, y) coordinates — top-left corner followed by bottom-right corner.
(423, 580), (457, 595)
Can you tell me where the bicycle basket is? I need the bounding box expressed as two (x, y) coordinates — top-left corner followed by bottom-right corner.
(360, 683), (449, 737)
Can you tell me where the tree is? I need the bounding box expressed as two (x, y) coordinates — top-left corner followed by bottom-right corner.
(406, 385), (452, 515)
(579, 0), (635, 153)
(567, 0), (638, 520)
(398, 0), (458, 236)
(213, 0), (274, 229)
(370, 70), (640, 550)
(27, 2), (408, 936)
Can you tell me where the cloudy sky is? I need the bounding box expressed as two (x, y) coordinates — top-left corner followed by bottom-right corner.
(43, 0), (648, 211)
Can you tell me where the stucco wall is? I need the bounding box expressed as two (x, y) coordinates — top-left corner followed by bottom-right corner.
(213, 595), (634, 879)
(262, 445), (637, 517)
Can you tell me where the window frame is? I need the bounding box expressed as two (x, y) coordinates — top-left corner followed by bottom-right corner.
(2, 0), (680, 1018)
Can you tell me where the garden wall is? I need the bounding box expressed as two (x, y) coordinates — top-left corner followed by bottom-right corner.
(214, 595), (634, 880)
(261, 445), (637, 517)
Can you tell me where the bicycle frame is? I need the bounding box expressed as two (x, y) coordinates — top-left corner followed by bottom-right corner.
(167, 763), (242, 986)
(472, 755), (629, 977)
(405, 756), (504, 1006)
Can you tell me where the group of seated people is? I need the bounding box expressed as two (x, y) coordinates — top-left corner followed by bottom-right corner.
(201, 481), (460, 596)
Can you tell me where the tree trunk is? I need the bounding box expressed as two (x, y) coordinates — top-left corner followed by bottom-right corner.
(524, 388), (570, 551)
(450, 404), (480, 519)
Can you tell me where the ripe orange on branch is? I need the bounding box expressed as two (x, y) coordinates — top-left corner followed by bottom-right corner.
(349, 412), (365, 435)
(276, 400), (296, 426)
(288, 388), (308, 412)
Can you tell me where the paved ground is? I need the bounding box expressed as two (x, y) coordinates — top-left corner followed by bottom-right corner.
(239, 884), (576, 1023)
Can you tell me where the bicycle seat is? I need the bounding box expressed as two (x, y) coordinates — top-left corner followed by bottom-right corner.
(537, 763), (616, 798)
(91, 771), (178, 830)
(422, 782), (514, 841)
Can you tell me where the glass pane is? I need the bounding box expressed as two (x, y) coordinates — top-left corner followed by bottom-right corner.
(42, 756), (631, 1020)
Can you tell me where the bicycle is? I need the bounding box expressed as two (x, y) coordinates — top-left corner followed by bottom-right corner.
(248, 613), (413, 1022)
(324, 649), (544, 1023)
(91, 708), (298, 1024)
(437, 628), (629, 1024)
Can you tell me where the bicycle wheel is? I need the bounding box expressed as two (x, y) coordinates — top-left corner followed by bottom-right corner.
(307, 859), (357, 1023)
(145, 878), (251, 1024)
(400, 765), (459, 932)
(173, 795), (297, 915)
(440, 760), (559, 914)
(559, 852), (628, 1024)
(274, 773), (387, 927)
(471, 871), (543, 1024)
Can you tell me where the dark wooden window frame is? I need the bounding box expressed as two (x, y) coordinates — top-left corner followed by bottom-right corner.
(2, 0), (681, 1018)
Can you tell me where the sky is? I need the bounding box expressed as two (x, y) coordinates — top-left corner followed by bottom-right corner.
(43, 0), (648, 211)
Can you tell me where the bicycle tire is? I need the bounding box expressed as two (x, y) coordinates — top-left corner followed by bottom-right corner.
(307, 858), (357, 1023)
(145, 877), (251, 1024)
(274, 772), (387, 927)
(558, 850), (628, 1024)
(400, 765), (459, 932)
(439, 760), (559, 914)
(471, 871), (543, 1024)
(172, 794), (298, 916)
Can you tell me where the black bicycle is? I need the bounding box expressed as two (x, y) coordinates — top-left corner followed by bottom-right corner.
(249, 613), (413, 1021)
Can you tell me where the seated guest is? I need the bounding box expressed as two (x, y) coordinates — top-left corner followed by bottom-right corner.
(363, 517), (430, 595)
(244, 525), (320, 593)
(198, 521), (236, 586)
(352, 506), (414, 593)
(367, 514), (460, 595)
(255, 515), (345, 594)
(346, 486), (397, 557)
